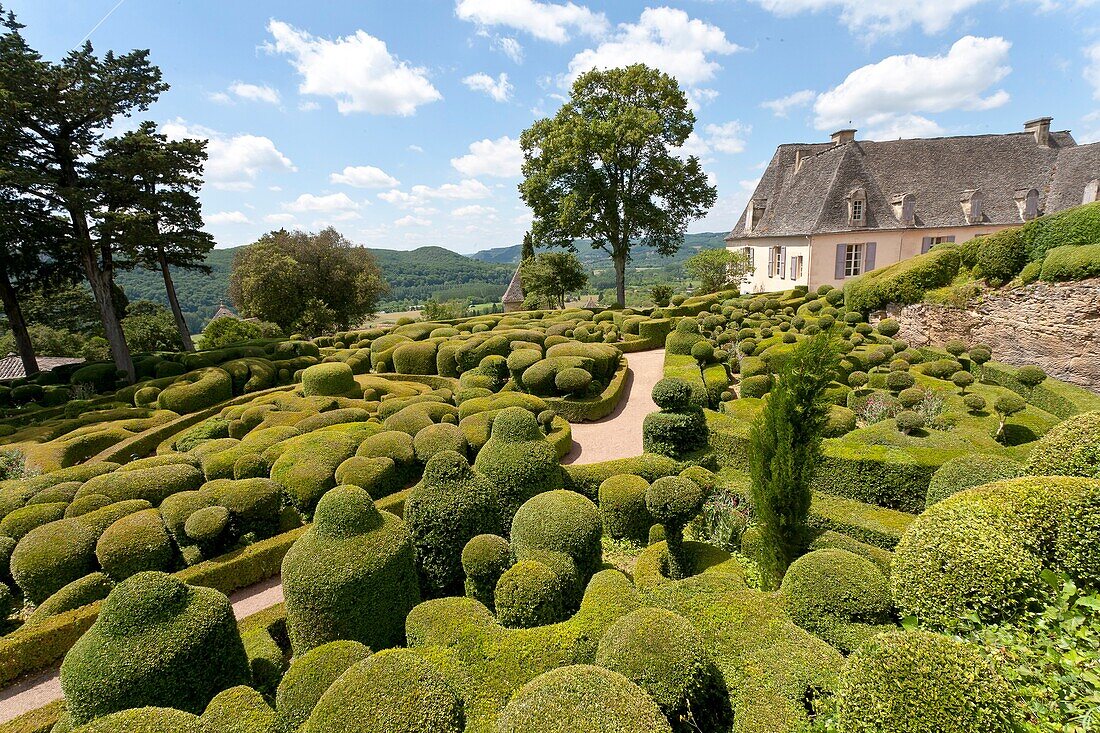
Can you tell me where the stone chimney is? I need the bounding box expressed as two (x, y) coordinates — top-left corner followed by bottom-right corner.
(831, 128), (856, 146)
(1024, 117), (1052, 147)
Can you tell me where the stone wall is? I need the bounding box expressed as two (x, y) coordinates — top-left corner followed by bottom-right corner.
(878, 278), (1100, 391)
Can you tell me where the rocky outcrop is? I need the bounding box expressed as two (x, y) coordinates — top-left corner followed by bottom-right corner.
(879, 278), (1100, 391)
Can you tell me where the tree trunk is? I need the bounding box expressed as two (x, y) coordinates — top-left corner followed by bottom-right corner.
(0, 264), (38, 378)
(613, 252), (627, 309)
(80, 248), (136, 383)
(158, 247), (194, 352)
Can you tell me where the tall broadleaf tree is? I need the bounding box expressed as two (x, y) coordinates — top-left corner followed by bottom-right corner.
(0, 8), (168, 382)
(519, 64), (716, 308)
(94, 122), (214, 352)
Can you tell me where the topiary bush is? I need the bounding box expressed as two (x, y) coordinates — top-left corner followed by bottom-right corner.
(95, 509), (175, 581)
(69, 707), (208, 733)
(845, 246), (961, 313)
(405, 451), (498, 597)
(201, 685), (276, 733)
(835, 630), (1014, 733)
(643, 379), (708, 459)
(598, 474), (652, 543)
(59, 571), (250, 725)
(303, 649), (464, 733)
(1026, 411), (1100, 478)
(510, 489), (602, 602)
(301, 362), (360, 397)
(461, 533), (512, 611)
(494, 557), (566, 628)
(646, 476), (706, 580)
(282, 485), (420, 655)
(1039, 243), (1100, 282)
(973, 228), (1027, 285)
(157, 368), (234, 414)
(473, 406), (563, 526)
(496, 664), (673, 733)
(926, 454), (1026, 506)
(275, 640), (372, 733)
(26, 572), (114, 625)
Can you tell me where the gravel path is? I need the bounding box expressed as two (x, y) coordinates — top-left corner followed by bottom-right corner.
(563, 348), (664, 465)
(0, 348), (664, 724)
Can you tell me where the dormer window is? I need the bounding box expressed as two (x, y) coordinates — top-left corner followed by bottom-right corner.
(847, 188), (867, 228)
(747, 199), (767, 232)
(1015, 188), (1039, 221)
(891, 193), (916, 226)
(961, 190), (984, 225)
(1086, 179), (1100, 205)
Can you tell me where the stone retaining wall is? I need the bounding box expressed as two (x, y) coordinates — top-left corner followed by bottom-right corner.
(878, 278), (1100, 391)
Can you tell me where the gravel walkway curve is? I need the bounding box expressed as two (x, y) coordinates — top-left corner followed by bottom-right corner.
(0, 348), (664, 724)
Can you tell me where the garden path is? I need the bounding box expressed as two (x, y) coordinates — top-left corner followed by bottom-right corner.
(0, 347), (665, 723)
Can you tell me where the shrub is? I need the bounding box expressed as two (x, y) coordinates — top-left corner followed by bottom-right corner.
(1039, 243), (1100, 282)
(70, 363), (121, 393)
(778, 549), (892, 652)
(643, 381), (708, 459)
(1022, 201), (1100, 261)
(26, 572), (114, 625)
(69, 707), (208, 732)
(405, 451), (498, 596)
(895, 410), (924, 435)
(598, 475), (652, 543)
(412, 423), (469, 464)
(993, 394), (1026, 442)
(845, 246), (961, 312)
(0, 502), (67, 541)
(511, 489), (602, 587)
(920, 358), (961, 380)
(554, 366), (593, 396)
(473, 407), (563, 525)
(952, 371), (975, 393)
(963, 393), (987, 413)
(885, 370), (915, 392)
(974, 228), (1027, 285)
(1016, 364), (1047, 389)
(275, 640), (372, 733)
(1026, 410), (1100, 478)
(356, 430), (417, 488)
(496, 664), (672, 733)
(595, 607), (725, 727)
(304, 649), (463, 733)
(95, 509), (175, 581)
(157, 368), (234, 414)
(201, 685), (276, 733)
(282, 485), (420, 655)
(77, 464), (203, 506)
(11, 517), (99, 604)
(494, 557), (565, 628)
(739, 374), (772, 398)
(392, 341), (439, 375)
(59, 571), (250, 725)
(926, 454), (1026, 506)
(269, 431), (361, 515)
(461, 533), (511, 611)
(835, 630), (1014, 733)
(646, 477), (705, 581)
(666, 318), (703, 356)
(876, 319), (900, 337)
(301, 363), (359, 397)
(898, 387), (924, 408)
(184, 505), (230, 547)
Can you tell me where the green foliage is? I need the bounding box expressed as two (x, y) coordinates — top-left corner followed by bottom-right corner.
(282, 485), (420, 655)
(69, 707), (208, 732)
(95, 508), (175, 580)
(749, 332), (839, 585)
(200, 317), (276, 349)
(598, 474), (652, 543)
(1027, 410), (1100, 478)
(121, 301), (185, 353)
(646, 477), (705, 581)
(157, 367), (233, 414)
(684, 248), (752, 293)
(973, 228), (1028, 285)
(650, 284), (674, 307)
(59, 572), (250, 725)
(519, 64), (716, 307)
(494, 557), (567, 628)
(473, 406), (563, 524)
(511, 489), (602, 589)
(462, 534), (512, 611)
(27, 572), (113, 626)
(1022, 201), (1100, 261)
(834, 630), (1015, 733)
(275, 640), (372, 733)
(926, 454), (1026, 506)
(845, 246), (961, 312)
(300, 362), (358, 398)
(1040, 244), (1100, 282)
(643, 378), (708, 459)
(201, 685), (276, 733)
(520, 252), (589, 309)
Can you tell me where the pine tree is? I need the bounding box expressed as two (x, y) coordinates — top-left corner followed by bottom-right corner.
(520, 231), (535, 261)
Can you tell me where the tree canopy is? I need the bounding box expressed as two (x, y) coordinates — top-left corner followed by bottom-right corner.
(521, 252), (589, 309)
(519, 64), (716, 308)
(229, 228), (389, 334)
(684, 248), (754, 294)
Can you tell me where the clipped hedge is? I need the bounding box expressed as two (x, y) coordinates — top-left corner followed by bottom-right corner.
(1039, 243), (1100, 282)
(845, 246), (961, 313)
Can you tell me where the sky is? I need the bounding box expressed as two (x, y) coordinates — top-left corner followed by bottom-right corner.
(9, 0), (1100, 254)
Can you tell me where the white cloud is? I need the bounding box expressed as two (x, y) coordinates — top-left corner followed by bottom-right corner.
(330, 165), (400, 188)
(208, 91), (232, 104)
(749, 0), (987, 36)
(394, 215), (432, 227)
(380, 179), (492, 208)
(705, 121), (751, 154)
(266, 19), (442, 115)
(408, 144), (425, 153)
(814, 36), (1011, 131)
(566, 7), (740, 89)
(463, 72), (514, 102)
(161, 119), (296, 190)
(451, 136), (523, 178)
(495, 36), (524, 63)
(761, 89), (815, 117)
(1085, 42), (1100, 99)
(284, 192), (362, 214)
(1080, 111), (1100, 144)
(452, 204), (497, 217)
(207, 210), (251, 225)
(264, 213), (296, 225)
(865, 113), (945, 140)
(229, 82), (281, 104)
(455, 0), (608, 43)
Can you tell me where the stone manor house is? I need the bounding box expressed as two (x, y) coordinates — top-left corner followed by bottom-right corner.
(726, 118), (1100, 292)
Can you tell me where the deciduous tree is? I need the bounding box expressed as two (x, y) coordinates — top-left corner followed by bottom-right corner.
(519, 64), (716, 308)
(520, 252), (588, 309)
(684, 248), (753, 294)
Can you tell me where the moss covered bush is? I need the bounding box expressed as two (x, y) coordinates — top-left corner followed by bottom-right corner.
(157, 368), (234, 414)
(473, 407), (563, 525)
(494, 557), (566, 628)
(412, 422), (469, 464)
(59, 571), (250, 725)
(269, 431), (361, 515)
(26, 572), (113, 625)
(1025, 410), (1100, 478)
(282, 485), (420, 655)
(845, 246), (961, 313)
(95, 509), (175, 580)
(461, 533), (511, 611)
(69, 707), (208, 733)
(1039, 243), (1100, 282)
(835, 630), (1014, 733)
(646, 476), (706, 581)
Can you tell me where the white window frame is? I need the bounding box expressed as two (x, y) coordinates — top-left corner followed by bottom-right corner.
(851, 199), (864, 223)
(769, 245), (784, 277)
(844, 243), (864, 278)
(791, 255), (803, 280)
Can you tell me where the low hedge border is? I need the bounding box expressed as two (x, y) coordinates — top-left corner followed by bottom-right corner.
(370, 373), (461, 391)
(811, 440), (944, 514)
(975, 360), (1100, 419)
(807, 492), (916, 550)
(544, 357), (630, 422)
(705, 409), (753, 468)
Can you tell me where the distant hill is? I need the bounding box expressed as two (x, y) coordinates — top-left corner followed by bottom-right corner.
(114, 232), (729, 331)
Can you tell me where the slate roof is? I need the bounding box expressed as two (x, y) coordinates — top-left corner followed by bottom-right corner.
(502, 265), (524, 304)
(0, 354), (84, 381)
(727, 128), (1100, 240)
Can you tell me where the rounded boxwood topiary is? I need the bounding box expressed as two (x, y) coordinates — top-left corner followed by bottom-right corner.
(184, 505), (230, 546)
(651, 378), (693, 411)
(1015, 364), (1047, 388)
(200, 685), (276, 733)
(406, 451), (498, 597)
(897, 387), (924, 409)
(598, 475), (652, 543)
(357, 430), (417, 488)
(1025, 410), (1100, 478)
(60, 571), (250, 725)
(511, 489), (602, 585)
(497, 664), (672, 733)
(494, 557), (565, 628)
(69, 707), (208, 733)
(282, 485), (421, 655)
(926, 454), (1026, 506)
(895, 410), (924, 435)
(304, 649), (463, 733)
(157, 368), (234, 414)
(96, 509), (175, 581)
(554, 367), (593, 396)
(11, 517), (99, 604)
(646, 477), (705, 580)
(739, 374), (772, 398)
(885, 370), (915, 393)
(0, 502), (67, 541)
(835, 630), (1014, 733)
(921, 358), (961, 380)
(335, 455), (399, 499)
(461, 533), (511, 611)
(301, 362), (359, 398)
(876, 319), (900, 337)
(472, 407), (562, 526)
(778, 549), (892, 651)
(413, 423), (469, 464)
(275, 640), (372, 733)
(963, 393), (987, 414)
(27, 572), (114, 625)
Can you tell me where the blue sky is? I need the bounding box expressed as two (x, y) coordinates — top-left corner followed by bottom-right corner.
(9, 0), (1100, 253)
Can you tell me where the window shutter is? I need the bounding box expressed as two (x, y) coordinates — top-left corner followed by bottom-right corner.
(835, 244), (846, 279)
(921, 236), (932, 254)
(769, 247), (776, 277)
(780, 246), (787, 278)
(864, 242), (877, 271)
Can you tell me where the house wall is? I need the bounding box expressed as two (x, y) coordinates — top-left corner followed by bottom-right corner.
(727, 236), (811, 294)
